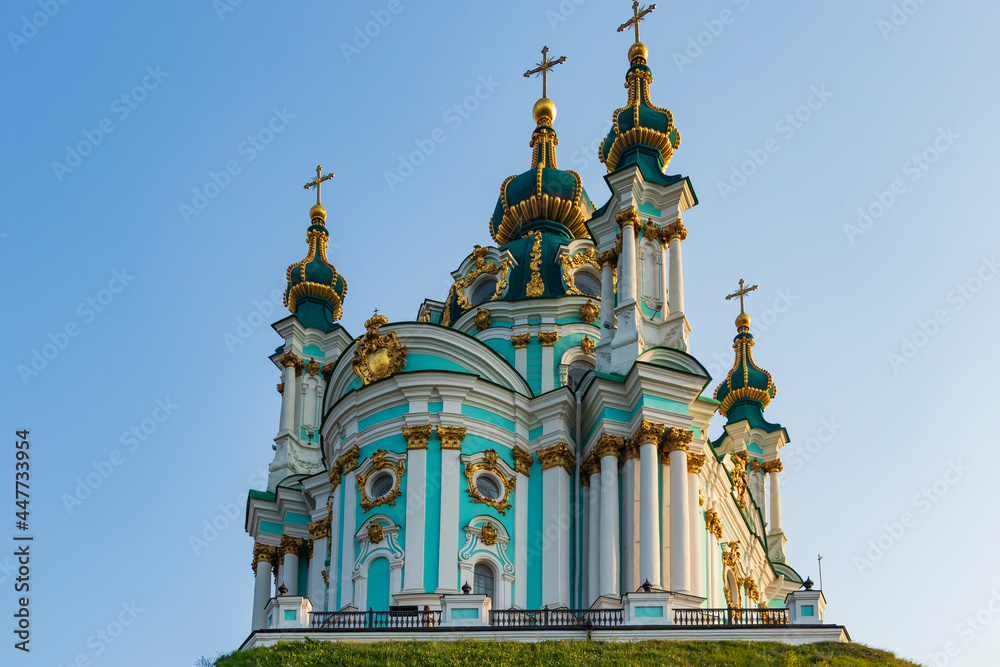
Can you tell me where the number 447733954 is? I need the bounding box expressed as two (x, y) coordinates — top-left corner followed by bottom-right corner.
(15, 430), (29, 530)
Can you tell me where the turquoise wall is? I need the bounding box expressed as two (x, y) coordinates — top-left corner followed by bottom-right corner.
(366, 557), (391, 611)
(484, 338), (515, 366)
(457, 436), (516, 567)
(526, 339), (542, 395)
(355, 434), (409, 535)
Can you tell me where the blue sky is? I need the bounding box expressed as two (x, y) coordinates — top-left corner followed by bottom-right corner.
(1, 1), (998, 664)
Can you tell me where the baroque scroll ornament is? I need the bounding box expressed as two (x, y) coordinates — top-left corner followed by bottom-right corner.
(352, 314), (407, 385)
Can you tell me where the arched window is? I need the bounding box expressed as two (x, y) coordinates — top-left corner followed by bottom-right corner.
(471, 280), (496, 306)
(574, 270), (602, 298)
(567, 360), (595, 392)
(473, 562), (495, 598)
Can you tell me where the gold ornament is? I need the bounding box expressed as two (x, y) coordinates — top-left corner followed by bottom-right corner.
(763, 459), (783, 475)
(436, 426), (467, 450)
(321, 363), (335, 383)
(617, 0), (657, 45)
(705, 509), (723, 539)
(402, 424), (433, 450)
(632, 420), (666, 447)
(356, 449), (405, 511)
(722, 540), (742, 570)
(278, 351), (305, 376)
(616, 206), (640, 229)
(538, 331), (559, 346)
(276, 382), (284, 394)
(251, 543), (278, 574)
(580, 299), (600, 323)
(525, 231), (545, 297)
(536, 442), (575, 475)
(664, 220), (687, 243)
(480, 521), (498, 546)
(560, 248), (600, 296)
(580, 335), (595, 355)
(305, 358), (321, 376)
(730, 451), (750, 507)
(687, 452), (707, 474)
(659, 427), (693, 456)
(512, 446), (534, 477)
(321, 569), (329, 588)
(308, 516), (332, 540)
(511, 333), (531, 349)
(464, 450), (515, 515)
(337, 445), (360, 473)
(352, 314), (407, 386)
(474, 308), (491, 330)
(594, 433), (624, 460)
(441, 246), (512, 327)
(368, 521), (384, 545)
(278, 535), (303, 565)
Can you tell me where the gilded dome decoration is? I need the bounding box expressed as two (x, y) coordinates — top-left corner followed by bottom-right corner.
(601, 3), (681, 174)
(284, 166), (348, 327)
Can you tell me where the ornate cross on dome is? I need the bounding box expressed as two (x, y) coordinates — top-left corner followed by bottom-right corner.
(725, 279), (759, 315)
(617, 0), (657, 44)
(303, 165), (335, 206)
(523, 46), (567, 99)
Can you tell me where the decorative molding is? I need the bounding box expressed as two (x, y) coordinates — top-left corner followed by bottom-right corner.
(615, 206), (640, 229)
(276, 382), (284, 394)
(278, 351), (305, 377)
(538, 331), (559, 347)
(580, 335), (595, 355)
(480, 521), (498, 546)
(474, 308), (491, 330)
(510, 333), (531, 349)
(525, 231), (545, 297)
(320, 363), (336, 383)
(305, 358), (321, 376)
(459, 516), (514, 578)
(337, 444), (361, 474)
(462, 449), (515, 515)
(594, 433), (624, 460)
(251, 543), (278, 574)
(687, 452), (707, 474)
(763, 459), (783, 475)
(623, 437), (640, 461)
(512, 446), (533, 477)
(402, 424), (433, 450)
(367, 521), (384, 545)
(580, 299), (600, 323)
(730, 451), (751, 507)
(278, 535), (303, 565)
(537, 442), (575, 475)
(356, 449), (405, 511)
(664, 220), (688, 243)
(353, 515), (404, 578)
(436, 426), (467, 450)
(633, 420), (666, 447)
(440, 246), (512, 327)
(352, 314), (407, 386)
(307, 516), (331, 540)
(596, 248), (619, 270)
(705, 509), (723, 540)
(559, 247), (600, 296)
(659, 427), (693, 454)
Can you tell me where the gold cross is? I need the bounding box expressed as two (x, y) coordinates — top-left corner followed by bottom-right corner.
(617, 0), (657, 44)
(523, 46), (567, 99)
(725, 279), (758, 315)
(303, 165), (335, 206)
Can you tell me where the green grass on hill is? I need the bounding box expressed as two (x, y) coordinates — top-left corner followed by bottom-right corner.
(209, 639), (921, 667)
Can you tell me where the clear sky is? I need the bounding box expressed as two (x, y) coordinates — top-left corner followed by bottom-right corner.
(2, 1), (998, 665)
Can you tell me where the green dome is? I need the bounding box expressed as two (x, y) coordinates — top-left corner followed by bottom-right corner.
(489, 103), (590, 246)
(284, 207), (348, 328)
(600, 47), (681, 174)
(714, 324), (777, 419)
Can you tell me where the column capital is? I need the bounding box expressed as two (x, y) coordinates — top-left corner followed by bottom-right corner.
(510, 333), (531, 349)
(763, 458), (783, 474)
(536, 442), (575, 475)
(303, 539), (313, 562)
(276, 382), (285, 394)
(321, 363), (336, 383)
(659, 427), (694, 455)
(307, 516), (331, 540)
(664, 220), (688, 243)
(304, 358), (322, 376)
(594, 433), (625, 460)
(704, 509), (723, 540)
(687, 452), (707, 474)
(632, 420), (666, 447)
(538, 331), (559, 347)
(252, 543), (279, 573)
(337, 444), (361, 473)
(512, 446), (534, 477)
(402, 424), (433, 450)
(328, 465), (342, 489)
(437, 426), (467, 450)
(278, 351), (305, 376)
(615, 206), (640, 229)
(596, 248), (620, 269)
(278, 535), (304, 564)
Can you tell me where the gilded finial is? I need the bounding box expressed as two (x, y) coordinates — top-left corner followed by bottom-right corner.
(523, 46), (567, 125)
(725, 279), (758, 332)
(617, 1), (656, 64)
(303, 165), (335, 223)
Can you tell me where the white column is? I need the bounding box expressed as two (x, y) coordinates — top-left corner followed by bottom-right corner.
(540, 334), (556, 393)
(252, 551), (273, 629)
(660, 460), (671, 589)
(437, 445), (461, 592)
(619, 218), (638, 305)
(587, 469), (600, 604)
(513, 336), (528, 378)
(327, 483), (341, 609)
(580, 485), (590, 604)
(278, 360), (297, 435)
(302, 377), (318, 435)
(620, 457), (637, 593)
(307, 536), (328, 610)
(669, 448), (690, 594)
(539, 447), (572, 608)
(600, 260), (615, 334)
(339, 470), (358, 608)
(667, 222), (686, 315)
(599, 453), (620, 598)
(687, 463), (703, 599)
(769, 462), (783, 535)
(638, 442), (660, 587)
(402, 446), (427, 593)
(659, 239), (670, 317)
(282, 548), (300, 596)
(514, 468), (529, 608)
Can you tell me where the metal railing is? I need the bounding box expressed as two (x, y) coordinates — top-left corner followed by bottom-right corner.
(489, 608), (624, 628)
(310, 609), (441, 630)
(673, 607), (788, 627)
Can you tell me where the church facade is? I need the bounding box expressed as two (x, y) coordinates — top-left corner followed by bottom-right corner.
(241, 5), (840, 644)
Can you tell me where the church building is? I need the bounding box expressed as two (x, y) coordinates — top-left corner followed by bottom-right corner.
(240, 2), (844, 645)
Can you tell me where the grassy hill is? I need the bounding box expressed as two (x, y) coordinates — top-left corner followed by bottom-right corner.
(208, 639), (921, 666)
